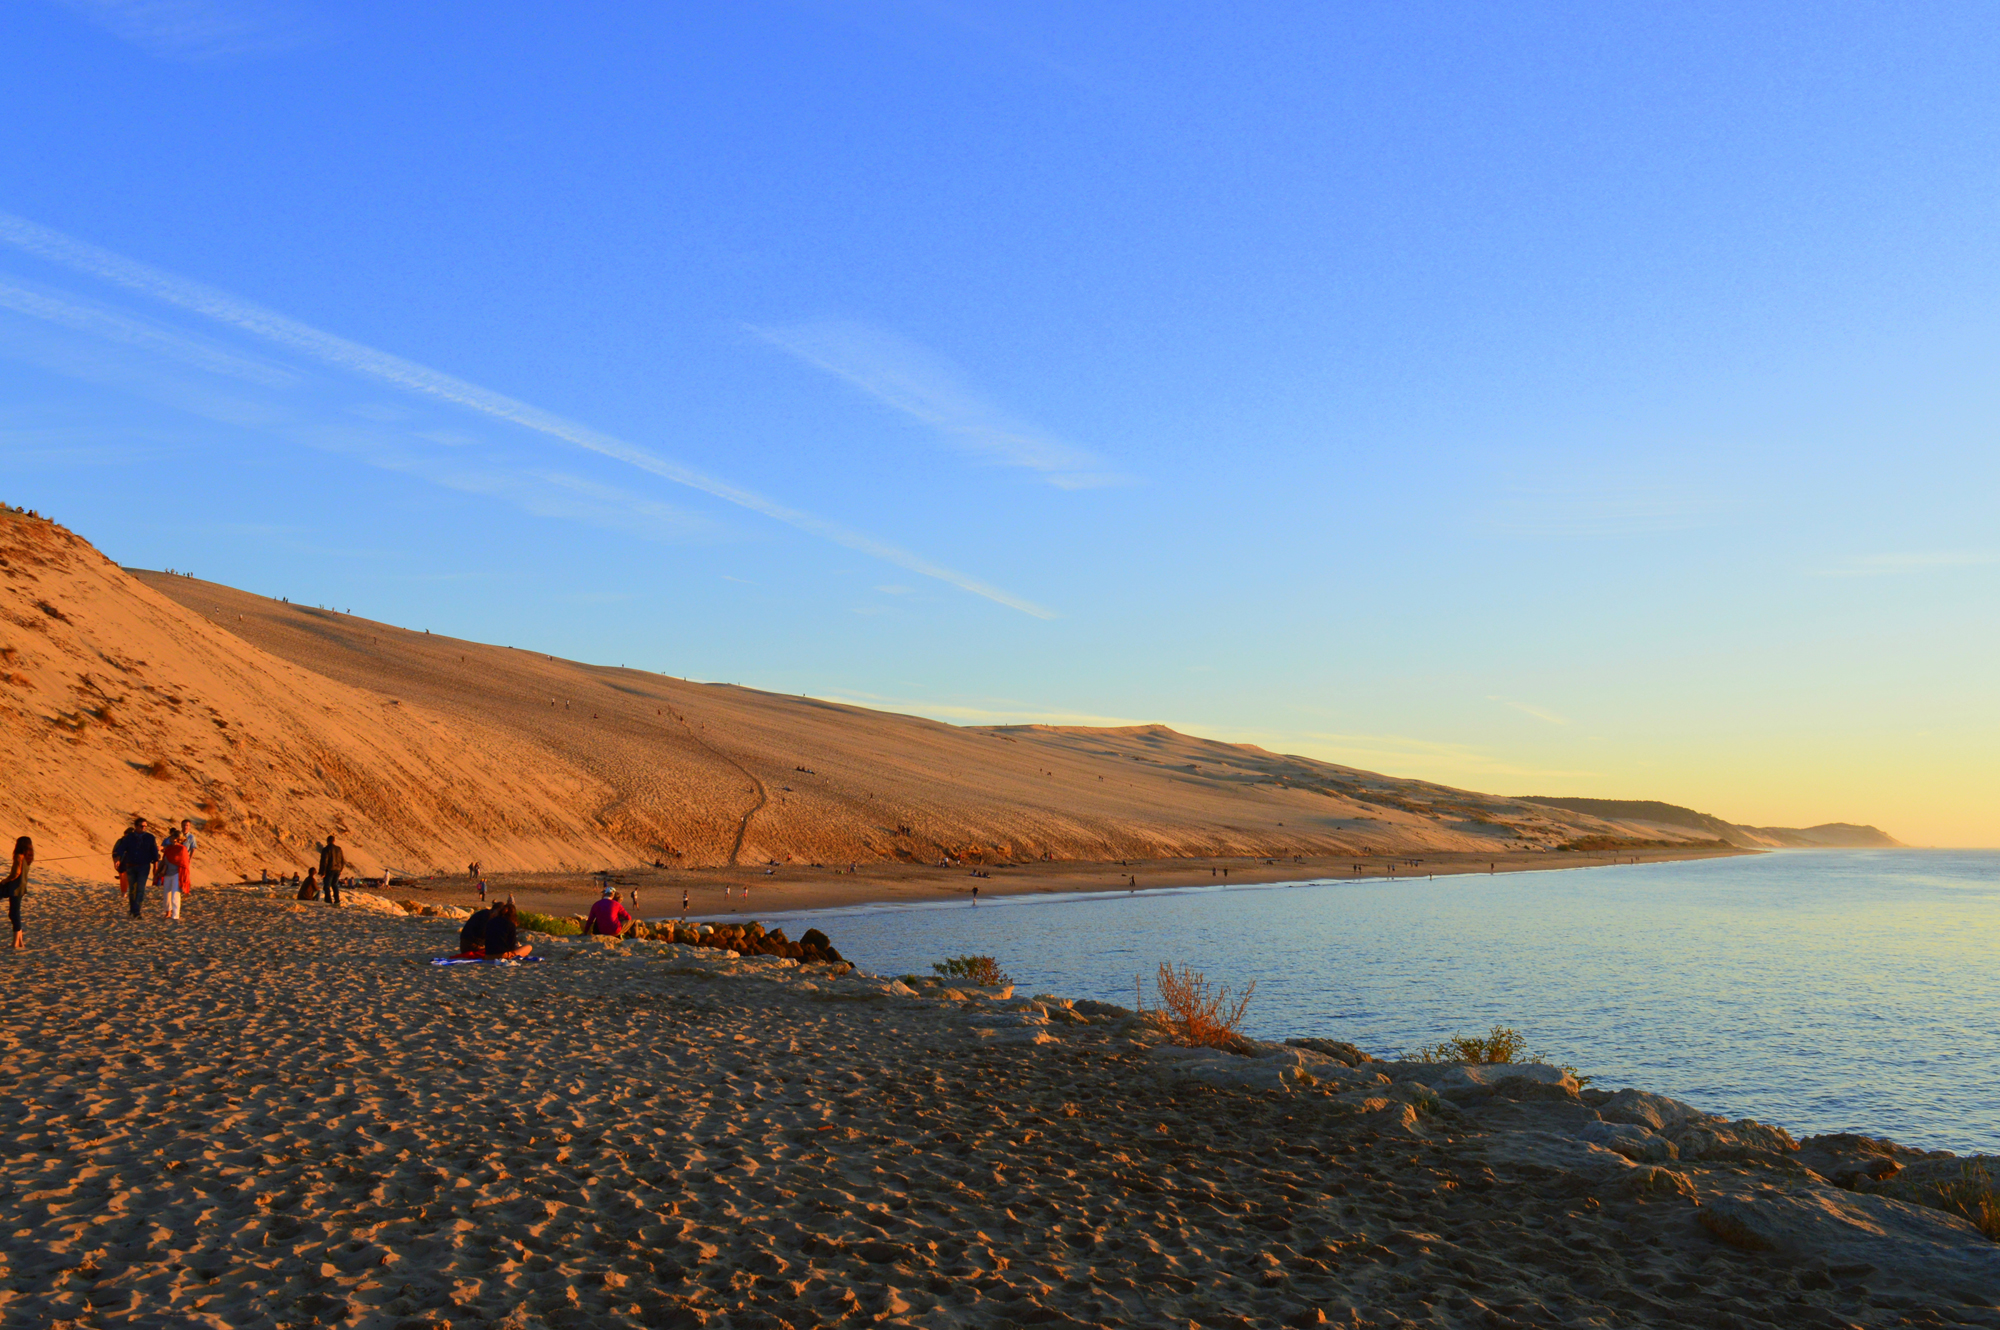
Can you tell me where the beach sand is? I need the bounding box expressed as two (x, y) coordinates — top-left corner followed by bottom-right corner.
(2, 878), (1987, 1329)
(378, 845), (1753, 923)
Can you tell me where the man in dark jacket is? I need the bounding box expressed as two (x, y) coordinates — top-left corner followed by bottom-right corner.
(318, 834), (346, 906)
(112, 817), (160, 918)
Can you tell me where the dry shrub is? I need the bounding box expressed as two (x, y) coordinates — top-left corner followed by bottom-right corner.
(932, 955), (1010, 987)
(1936, 1162), (2000, 1241)
(1143, 962), (1255, 1049)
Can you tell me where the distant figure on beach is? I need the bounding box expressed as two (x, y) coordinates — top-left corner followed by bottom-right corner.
(180, 818), (198, 862)
(681, 888), (688, 916)
(484, 900), (532, 960)
(5, 835), (32, 949)
(477, 879), (487, 904)
(1129, 876), (1137, 891)
(113, 818), (159, 919)
(586, 885), (631, 937)
(157, 828), (193, 922)
(971, 884), (979, 904)
(319, 835), (346, 907)
(459, 904), (493, 957)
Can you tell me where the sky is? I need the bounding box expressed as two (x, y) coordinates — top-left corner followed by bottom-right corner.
(3, 1), (1997, 845)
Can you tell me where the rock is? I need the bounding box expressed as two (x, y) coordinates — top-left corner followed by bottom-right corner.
(1408, 1062), (1581, 1104)
(1072, 999), (1131, 1019)
(1580, 1120), (1679, 1163)
(1695, 1185), (2000, 1299)
(1858, 1155), (1999, 1228)
(1627, 1166), (1699, 1202)
(799, 927), (830, 949)
(1666, 1117), (1799, 1161)
(1598, 1087), (1714, 1132)
(1799, 1133), (1936, 1189)
(1285, 1037), (1374, 1067)
(1149, 1045), (1302, 1094)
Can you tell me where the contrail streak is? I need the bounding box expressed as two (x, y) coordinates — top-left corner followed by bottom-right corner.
(0, 211), (1053, 619)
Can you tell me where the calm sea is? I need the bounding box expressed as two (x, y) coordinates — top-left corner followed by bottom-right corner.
(758, 849), (2000, 1155)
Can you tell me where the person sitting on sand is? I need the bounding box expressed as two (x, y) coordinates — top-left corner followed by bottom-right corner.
(5, 835), (32, 950)
(458, 903), (493, 957)
(585, 884), (631, 937)
(299, 867), (318, 901)
(483, 900), (532, 960)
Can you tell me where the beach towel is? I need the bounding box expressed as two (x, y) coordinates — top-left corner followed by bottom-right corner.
(429, 956), (544, 966)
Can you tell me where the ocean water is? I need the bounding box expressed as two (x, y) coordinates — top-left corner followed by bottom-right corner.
(759, 849), (2000, 1155)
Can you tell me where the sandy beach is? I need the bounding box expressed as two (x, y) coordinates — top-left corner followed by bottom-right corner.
(366, 846), (1754, 923)
(2, 876), (1991, 1329)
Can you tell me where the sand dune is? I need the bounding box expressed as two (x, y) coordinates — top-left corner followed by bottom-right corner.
(4, 510), (1759, 881)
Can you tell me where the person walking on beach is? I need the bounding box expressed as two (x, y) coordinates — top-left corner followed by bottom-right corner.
(179, 818), (198, 863)
(157, 828), (192, 922)
(114, 818), (160, 918)
(477, 878), (487, 904)
(318, 834), (346, 907)
(681, 887), (688, 917)
(5, 836), (32, 949)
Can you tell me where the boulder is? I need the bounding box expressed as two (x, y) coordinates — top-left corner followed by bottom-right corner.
(1696, 1185), (2000, 1300)
(1073, 999), (1132, 1019)
(1286, 1037), (1375, 1067)
(1598, 1087), (1714, 1132)
(1666, 1117), (1799, 1161)
(1399, 1062), (1581, 1105)
(1799, 1133), (1939, 1189)
(800, 927), (831, 950)
(1580, 1120), (1679, 1163)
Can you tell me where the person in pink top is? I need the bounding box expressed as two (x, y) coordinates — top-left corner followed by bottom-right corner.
(585, 885), (632, 937)
(156, 829), (193, 921)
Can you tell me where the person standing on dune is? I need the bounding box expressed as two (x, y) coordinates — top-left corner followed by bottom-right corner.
(319, 834), (346, 907)
(5, 836), (32, 949)
(113, 818), (159, 918)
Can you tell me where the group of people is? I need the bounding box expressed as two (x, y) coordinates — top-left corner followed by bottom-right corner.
(111, 817), (199, 922)
(456, 898), (533, 960)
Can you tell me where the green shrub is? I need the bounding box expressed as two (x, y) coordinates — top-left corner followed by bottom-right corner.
(517, 910), (582, 936)
(931, 955), (1010, 986)
(1409, 1023), (1590, 1085)
(1412, 1024), (1531, 1064)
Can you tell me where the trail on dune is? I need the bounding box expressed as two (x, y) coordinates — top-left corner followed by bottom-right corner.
(665, 707), (766, 867)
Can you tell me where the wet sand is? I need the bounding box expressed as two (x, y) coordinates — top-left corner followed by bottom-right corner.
(366, 845), (1754, 923)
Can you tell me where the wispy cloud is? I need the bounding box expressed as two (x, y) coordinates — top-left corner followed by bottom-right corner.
(1487, 695), (1569, 726)
(0, 276), (299, 387)
(0, 211), (1053, 618)
(752, 318), (1128, 490)
(1809, 551), (1998, 578)
(53, 0), (309, 61)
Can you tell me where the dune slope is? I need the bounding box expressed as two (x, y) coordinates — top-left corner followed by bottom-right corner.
(1, 511), (1758, 879)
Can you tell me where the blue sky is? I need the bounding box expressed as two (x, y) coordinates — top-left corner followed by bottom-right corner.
(4, 1), (1998, 843)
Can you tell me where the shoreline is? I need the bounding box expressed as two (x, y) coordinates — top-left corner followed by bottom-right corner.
(321, 843), (1757, 921)
(0, 878), (1988, 1327)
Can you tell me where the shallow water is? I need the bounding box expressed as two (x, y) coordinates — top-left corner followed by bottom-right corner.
(758, 849), (2000, 1154)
